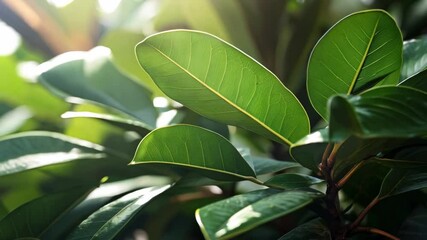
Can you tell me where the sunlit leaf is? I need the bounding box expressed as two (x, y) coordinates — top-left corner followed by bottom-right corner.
(307, 10), (402, 120)
(196, 189), (323, 240)
(38, 47), (157, 129)
(399, 68), (427, 92)
(131, 125), (256, 181)
(136, 30), (309, 145)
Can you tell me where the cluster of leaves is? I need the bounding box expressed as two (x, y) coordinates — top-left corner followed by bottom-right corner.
(1, 3), (427, 240)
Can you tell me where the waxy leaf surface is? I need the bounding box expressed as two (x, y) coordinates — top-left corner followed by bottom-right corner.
(136, 30), (309, 145)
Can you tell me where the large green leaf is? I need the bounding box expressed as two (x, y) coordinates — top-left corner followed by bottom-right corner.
(196, 189), (322, 240)
(38, 47), (157, 129)
(0, 187), (91, 239)
(328, 86), (427, 141)
(67, 185), (171, 240)
(378, 168), (427, 199)
(278, 218), (331, 240)
(250, 156), (300, 176)
(401, 35), (427, 80)
(307, 10), (402, 120)
(131, 125), (256, 181)
(135, 30), (309, 145)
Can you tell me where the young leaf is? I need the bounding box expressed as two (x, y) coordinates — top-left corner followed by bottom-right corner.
(66, 185), (171, 240)
(278, 218), (331, 240)
(131, 125), (257, 181)
(0, 187), (91, 239)
(264, 173), (323, 190)
(38, 47), (157, 129)
(401, 36), (427, 80)
(196, 189), (323, 240)
(135, 30), (309, 145)
(328, 86), (427, 141)
(307, 10), (402, 120)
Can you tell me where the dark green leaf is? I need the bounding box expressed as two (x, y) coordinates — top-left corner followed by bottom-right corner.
(399, 68), (427, 92)
(307, 10), (402, 120)
(401, 36), (427, 80)
(373, 144), (427, 168)
(329, 86), (427, 141)
(399, 206), (427, 240)
(38, 47), (157, 129)
(290, 129), (329, 172)
(278, 218), (331, 240)
(131, 125), (256, 181)
(196, 189), (323, 240)
(378, 168), (427, 199)
(264, 173), (323, 190)
(136, 30), (309, 145)
(0, 187), (91, 239)
(250, 156), (300, 176)
(66, 185), (171, 240)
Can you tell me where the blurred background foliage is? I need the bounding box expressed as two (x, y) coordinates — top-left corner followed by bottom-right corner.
(0, 0), (426, 239)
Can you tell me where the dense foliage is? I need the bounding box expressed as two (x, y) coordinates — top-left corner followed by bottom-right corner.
(1, 1), (427, 239)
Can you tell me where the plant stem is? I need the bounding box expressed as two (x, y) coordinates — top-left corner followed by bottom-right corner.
(336, 161), (366, 189)
(354, 227), (400, 240)
(320, 143), (345, 239)
(349, 197), (380, 231)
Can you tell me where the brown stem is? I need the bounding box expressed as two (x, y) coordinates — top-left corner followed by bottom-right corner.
(337, 161), (366, 189)
(349, 197), (380, 231)
(354, 227), (400, 240)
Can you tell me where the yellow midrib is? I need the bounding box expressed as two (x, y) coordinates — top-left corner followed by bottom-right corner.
(347, 17), (381, 95)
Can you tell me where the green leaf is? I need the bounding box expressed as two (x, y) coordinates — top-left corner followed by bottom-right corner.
(264, 173), (323, 190)
(373, 144), (427, 168)
(0, 187), (91, 239)
(401, 35), (427, 80)
(196, 189), (322, 240)
(0, 131), (109, 177)
(61, 111), (150, 136)
(135, 30), (309, 145)
(66, 185), (171, 240)
(290, 129), (329, 172)
(0, 106), (32, 136)
(131, 125), (256, 181)
(278, 218), (331, 240)
(328, 86), (427, 141)
(250, 156), (300, 176)
(399, 68), (427, 92)
(38, 47), (157, 129)
(307, 10), (402, 120)
(378, 168), (427, 199)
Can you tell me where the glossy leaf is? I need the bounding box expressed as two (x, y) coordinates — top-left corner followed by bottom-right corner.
(0, 187), (91, 239)
(67, 185), (171, 240)
(307, 10), (402, 120)
(38, 47), (157, 129)
(328, 86), (427, 141)
(131, 125), (256, 181)
(401, 36), (427, 80)
(265, 173), (323, 190)
(278, 218), (331, 240)
(373, 144), (427, 168)
(0, 131), (109, 177)
(196, 189), (322, 240)
(399, 68), (427, 92)
(378, 168), (427, 199)
(290, 129), (329, 172)
(0, 106), (32, 136)
(250, 156), (300, 176)
(136, 30), (309, 145)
